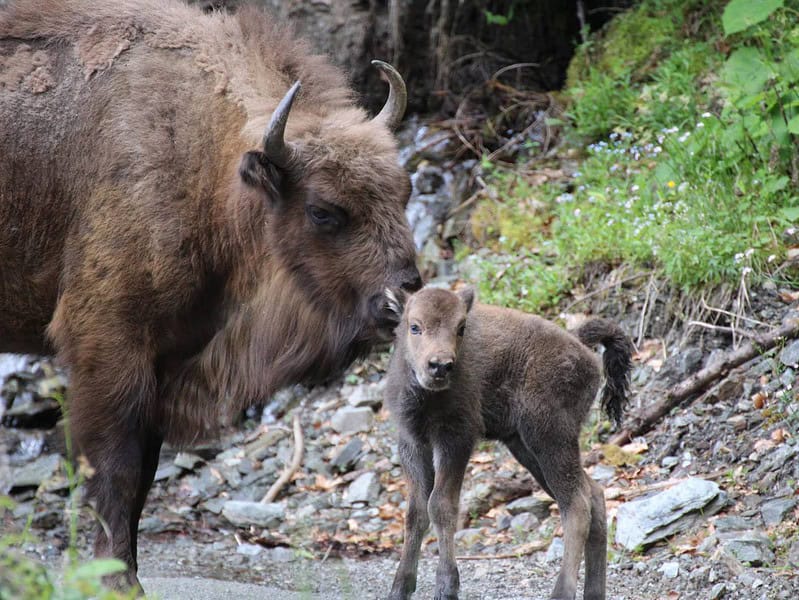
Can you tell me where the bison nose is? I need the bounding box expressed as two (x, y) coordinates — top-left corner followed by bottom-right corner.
(395, 264), (422, 292)
(428, 358), (454, 378)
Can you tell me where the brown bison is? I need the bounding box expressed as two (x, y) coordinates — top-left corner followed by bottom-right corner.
(0, 0), (420, 588)
(383, 287), (633, 600)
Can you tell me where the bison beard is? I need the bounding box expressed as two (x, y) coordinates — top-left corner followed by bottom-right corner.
(0, 0), (421, 590)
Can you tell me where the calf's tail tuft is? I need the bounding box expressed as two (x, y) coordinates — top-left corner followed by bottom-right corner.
(575, 318), (634, 427)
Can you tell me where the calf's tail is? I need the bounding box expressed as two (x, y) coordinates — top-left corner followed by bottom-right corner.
(575, 318), (634, 427)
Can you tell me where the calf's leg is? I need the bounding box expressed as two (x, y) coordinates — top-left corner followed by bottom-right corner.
(390, 439), (434, 600)
(514, 428), (595, 600)
(428, 437), (473, 600)
(583, 479), (607, 600)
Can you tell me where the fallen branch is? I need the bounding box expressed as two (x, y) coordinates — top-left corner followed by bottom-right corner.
(457, 540), (548, 560)
(604, 318), (799, 450)
(261, 412), (304, 504)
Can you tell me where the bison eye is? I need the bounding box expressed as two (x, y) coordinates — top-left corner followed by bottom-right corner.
(457, 324), (466, 337)
(306, 202), (347, 232)
(410, 323), (422, 335)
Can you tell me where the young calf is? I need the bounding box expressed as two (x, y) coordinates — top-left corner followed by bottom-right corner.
(384, 286), (633, 600)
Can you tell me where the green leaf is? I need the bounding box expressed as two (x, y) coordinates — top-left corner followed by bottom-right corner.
(782, 206), (799, 221)
(722, 0), (784, 36)
(721, 47), (772, 97)
(788, 115), (799, 134)
(69, 559), (127, 580)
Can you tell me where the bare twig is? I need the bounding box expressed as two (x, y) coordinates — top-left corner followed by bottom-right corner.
(686, 320), (757, 339)
(562, 271), (652, 312)
(457, 541), (548, 560)
(261, 412), (304, 504)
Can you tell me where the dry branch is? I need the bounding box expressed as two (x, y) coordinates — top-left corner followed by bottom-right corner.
(598, 318), (799, 455)
(261, 412), (304, 503)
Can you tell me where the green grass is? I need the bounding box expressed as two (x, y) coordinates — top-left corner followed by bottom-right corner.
(467, 0), (799, 312)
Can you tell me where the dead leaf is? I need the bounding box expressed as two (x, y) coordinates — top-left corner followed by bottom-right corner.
(752, 391), (766, 409)
(753, 439), (776, 453)
(621, 441), (649, 455)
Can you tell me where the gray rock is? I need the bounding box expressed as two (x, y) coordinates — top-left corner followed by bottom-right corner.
(330, 406), (374, 434)
(714, 515), (755, 532)
(245, 429), (288, 461)
(154, 463), (182, 482)
(11, 454), (61, 489)
(174, 452), (204, 470)
(659, 561), (679, 579)
(345, 380), (385, 408)
(679, 347), (703, 376)
(331, 438), (365, 473)
(779, 340), (799, 368)
(221, 500), (285, 528)
(264, 547), (296, 562)
(546, 538), (564, 562)
(590, 464), (615, 483)
(709, 583), (726, 600)
(344, 471), (381, 506)
(506, 494), (553, 520)
(760, 497), (796, 526)
(614, 478), (722, 550)
(454, 527), (482, 547)
(509, 512), (540, 533)
(236, 543), (263, 557)
(719, 531), (774, 566)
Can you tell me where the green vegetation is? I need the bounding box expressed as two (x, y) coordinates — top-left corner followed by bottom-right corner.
(469, 0), (799, 312)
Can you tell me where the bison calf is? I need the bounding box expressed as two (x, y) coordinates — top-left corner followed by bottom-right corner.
(384, 287), (633, 600)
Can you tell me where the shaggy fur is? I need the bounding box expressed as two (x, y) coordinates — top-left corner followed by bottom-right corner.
(0, 0), (420, 589)
(384, 287), (633, 600)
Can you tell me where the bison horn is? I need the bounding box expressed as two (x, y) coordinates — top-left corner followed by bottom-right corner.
(263, 81), (301, 168)
(371, 60), (407, 131)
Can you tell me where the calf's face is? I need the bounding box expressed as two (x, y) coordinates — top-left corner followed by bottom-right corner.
(389, 287), (475, 391)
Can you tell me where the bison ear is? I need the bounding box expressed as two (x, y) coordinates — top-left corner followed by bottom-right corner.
(385, 287), (409, 317)
(457, 286), (475, 313)
(239, 150), (283, 200)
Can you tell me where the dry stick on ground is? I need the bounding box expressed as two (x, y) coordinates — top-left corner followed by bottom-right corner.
(457, 540), (549, 561)
(599, 318), (799, 454)
(261, 411), (304, 504)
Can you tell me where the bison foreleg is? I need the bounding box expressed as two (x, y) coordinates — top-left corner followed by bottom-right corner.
(69, 373), (158, 591)
(428, 436), (473, 600)
(389, 438), (434, 600)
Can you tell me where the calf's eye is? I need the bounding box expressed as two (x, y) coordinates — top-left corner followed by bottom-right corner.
(457, 325), (466, 337)
(410, 324), (422, 335)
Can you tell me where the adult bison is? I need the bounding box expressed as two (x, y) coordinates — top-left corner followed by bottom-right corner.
(0, 0), (420, 588)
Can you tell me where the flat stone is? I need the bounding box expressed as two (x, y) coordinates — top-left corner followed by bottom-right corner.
(221, 500), (285, 528)
(509, 512), (539, 533)
(760, 497), (796, 527)
(719, 531), (774, 566)
(659, 562), (679, 579)
(506, 493), (553, 520)
(714, 515), (754, 532)
(344, 471), (381, 506)
(345, 380), (385, 408)
(615, 478), (723, 550)
(590, 464), (615, 483)
(173, 452), (204, 470)
(330, 406), (374, 435)
(331, 438), (365, 473)
(154, 464), (182, 482)
(779, 340), (799, 368)
(11, 454), (61, 489)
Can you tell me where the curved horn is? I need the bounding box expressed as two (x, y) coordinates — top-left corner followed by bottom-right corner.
(371, 60), (407, 131)
(263, 81), (301, 168)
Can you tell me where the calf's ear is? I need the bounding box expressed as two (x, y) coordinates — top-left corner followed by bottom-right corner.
(385, 288), (409, 317)
(457, 286), (475, 312)
(239, 151), (283, 201)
